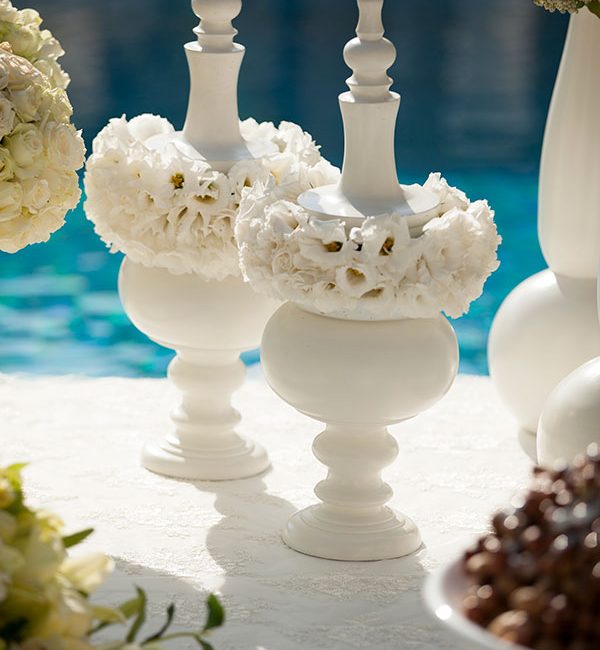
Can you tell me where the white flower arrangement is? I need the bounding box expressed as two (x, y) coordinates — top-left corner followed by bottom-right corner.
(0, 1), (84, 254)
(0, 463), (224, 650)
(236, 173), (501, 321)
(84, 115), (339, 280)
(534, 0), (600, 16)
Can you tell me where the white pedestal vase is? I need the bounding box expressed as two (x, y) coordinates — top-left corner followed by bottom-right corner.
(119, 257), (277, 479)
(85, 1), (340, 479)
(261, 303), (458, 561)
(236, 0), (499, 560)
(489, 10), (600, 434)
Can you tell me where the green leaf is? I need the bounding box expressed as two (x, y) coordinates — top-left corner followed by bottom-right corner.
(4, 463), (27, 483)
(62, 527), (94, 549)
(142, 603), (176, 643)
(125, 586), (147, 643)
(90, 590), (147, 636)
(203, 594), (224, 632)
(199, 641), (214, 650)
(588, 0), (600, 18)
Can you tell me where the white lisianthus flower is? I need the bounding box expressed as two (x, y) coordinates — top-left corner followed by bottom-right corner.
(237, 174), (500, 320)
(0, 92), (14, 136)
(0, 179), (21, 221)
(85, 115), (337, 279)
(6, 121), (43, 168)
(44, 122), (85, 170)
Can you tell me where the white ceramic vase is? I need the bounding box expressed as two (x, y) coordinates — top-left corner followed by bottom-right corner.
(489, 10), (600, 434)
(537, 262), (600, 466)
(119, 257), (277, 479)
(261, 303), (458, 561)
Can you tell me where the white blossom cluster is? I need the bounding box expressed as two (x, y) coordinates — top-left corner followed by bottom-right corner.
(0, 38), (84, 254)
(236, 173), (501, 321)
(84, 114), (339, 280)
(0, 0), (70, 89)
(534, 0), (591, 13)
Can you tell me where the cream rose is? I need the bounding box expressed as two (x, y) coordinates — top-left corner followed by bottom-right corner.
(9, 82), (42, 121)
(0, 93), (14, 136)
(44, 122), (85, 170)
(21, 177), (50, 212)
(0, 145), (14, 181)
(5, 122), (43, 168)
(0, 179), (21, 221)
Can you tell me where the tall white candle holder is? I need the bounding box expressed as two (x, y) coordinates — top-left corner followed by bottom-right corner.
(236, 0), (500, 560)
(85, 0), (338, 480)
(489, 10), (600, 435)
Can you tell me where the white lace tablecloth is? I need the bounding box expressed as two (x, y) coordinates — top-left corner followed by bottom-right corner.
(1, 370), (534, 650)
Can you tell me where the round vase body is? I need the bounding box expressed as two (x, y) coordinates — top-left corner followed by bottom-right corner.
(119, 257), (279, 480)
(261, 302), (459, 561)
(538, 357), (600, 467)
(489, 270), (600, 434)
(489, 12), (600, 435)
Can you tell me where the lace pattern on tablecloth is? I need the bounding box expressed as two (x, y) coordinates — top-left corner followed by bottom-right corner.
(0, 372), (532, 650)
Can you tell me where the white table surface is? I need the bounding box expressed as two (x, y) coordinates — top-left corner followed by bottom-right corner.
(1, 370), (535, 650)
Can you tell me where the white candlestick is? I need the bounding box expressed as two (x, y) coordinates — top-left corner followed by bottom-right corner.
(298, 0), (439, 227)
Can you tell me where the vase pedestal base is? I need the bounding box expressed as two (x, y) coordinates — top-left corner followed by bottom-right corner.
(141, 436), (270, 481)
(282, 504), (422, 561)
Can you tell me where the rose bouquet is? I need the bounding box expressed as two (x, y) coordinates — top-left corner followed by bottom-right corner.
(0, 464), (224, 650)
(534, 0), (600, 17)
(0, 0), (85, 254)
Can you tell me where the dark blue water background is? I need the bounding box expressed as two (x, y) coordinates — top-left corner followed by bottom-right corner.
(0, 0), (568, 376)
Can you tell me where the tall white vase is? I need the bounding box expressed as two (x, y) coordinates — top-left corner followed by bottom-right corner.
(119, 258), (277, 479)
(489, 10), (600, 434)
(261, 304), (458, 561)
(537, 261), (600, 466)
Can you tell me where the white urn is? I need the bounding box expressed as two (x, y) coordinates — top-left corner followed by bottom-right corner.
(262, 304), (458, 561)
(489, 10), (600, 434)
(119, 258), (277, 479)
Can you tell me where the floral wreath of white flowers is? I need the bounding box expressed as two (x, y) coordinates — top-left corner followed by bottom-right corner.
(84, 114), (340, 280)
(0, 0), (85, 254)
(236, 173), (501, 320)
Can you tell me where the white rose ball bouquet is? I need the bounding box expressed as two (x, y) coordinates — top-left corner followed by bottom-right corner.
(84, 115), (339, 280)
(0, 1), (85, 254)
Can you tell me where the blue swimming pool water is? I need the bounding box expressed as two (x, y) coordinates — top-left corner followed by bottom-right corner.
(0, 0), (567, 376)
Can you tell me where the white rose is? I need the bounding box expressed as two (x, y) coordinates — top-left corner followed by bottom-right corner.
(60, 553), (114, 595)
(0, 59), (8, 90)
(35, 58), (70, 90)
(0, 145), (15, 181)
(44, 168), (80, 210)
(21, 177), (50, 211)
(6, 23), (41, 59)
(0, 179), (21, 222)
(5, 122), (43, 168)
(8, 82), (42, 121)
(44, 122), (85, 170)
(0, 94), (15, 137)
(39, 87), (73, 123)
